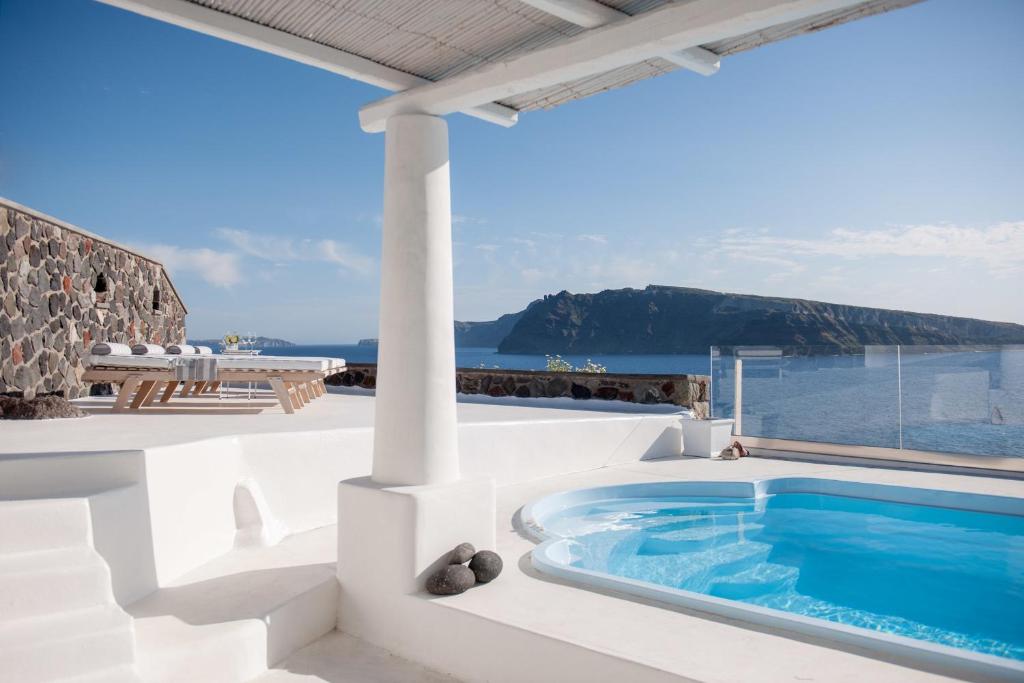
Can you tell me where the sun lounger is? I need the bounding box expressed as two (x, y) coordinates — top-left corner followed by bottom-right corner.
(82, 352), (346, 414)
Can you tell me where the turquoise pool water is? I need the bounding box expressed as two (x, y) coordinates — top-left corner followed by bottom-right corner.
(540, 491), (1024, 661)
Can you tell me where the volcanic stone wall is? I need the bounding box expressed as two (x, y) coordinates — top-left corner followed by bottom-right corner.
(329, 363), (710, 415)
(1, 199), (187, 398)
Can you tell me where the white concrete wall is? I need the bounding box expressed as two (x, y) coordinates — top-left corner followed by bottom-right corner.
(0, 410), (680, 606)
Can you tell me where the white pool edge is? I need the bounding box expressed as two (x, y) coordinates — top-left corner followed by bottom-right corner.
(522, 478), (1024, 683)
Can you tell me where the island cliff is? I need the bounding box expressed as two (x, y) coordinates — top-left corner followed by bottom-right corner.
(450, 286), (1024, 354)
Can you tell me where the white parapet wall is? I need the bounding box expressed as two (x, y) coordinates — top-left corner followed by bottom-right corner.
(0, 402), (681, 605)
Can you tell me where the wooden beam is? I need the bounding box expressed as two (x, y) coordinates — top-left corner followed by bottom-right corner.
(520, 0), (621, 27)
(361, 0), (863, 132)
(518, 0), (721, 75)
(268, 377), (294, 415)
(112, 376), (142, 413)
(159, 381), (179, 403)
(662, 46), (722, 77)
(95, 0), (518, 128)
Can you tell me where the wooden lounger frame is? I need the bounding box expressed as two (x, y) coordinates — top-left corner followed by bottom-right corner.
(82, 366), (337, 414)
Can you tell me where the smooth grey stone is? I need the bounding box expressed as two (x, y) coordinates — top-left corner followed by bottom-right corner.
(425, 564), (475, 595)
(448, 542), (475, 564)
(469, 550), (503, 583)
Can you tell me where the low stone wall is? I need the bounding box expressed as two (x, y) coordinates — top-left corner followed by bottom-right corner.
(1, 199), (187, 398)
(327, 363), (709, 414)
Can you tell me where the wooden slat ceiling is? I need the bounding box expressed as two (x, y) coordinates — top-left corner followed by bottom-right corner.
(189, 0), (921, 113)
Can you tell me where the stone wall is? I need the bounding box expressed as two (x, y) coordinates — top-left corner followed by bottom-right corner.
(1, 199), (187, 398)
(328, 363), (710, 415)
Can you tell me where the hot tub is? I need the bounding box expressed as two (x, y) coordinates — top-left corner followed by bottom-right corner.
(523, 478), (1024, 681)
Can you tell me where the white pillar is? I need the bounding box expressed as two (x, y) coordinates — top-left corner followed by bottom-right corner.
(337, 114), (494, 663)
(372, 114), (459, 486)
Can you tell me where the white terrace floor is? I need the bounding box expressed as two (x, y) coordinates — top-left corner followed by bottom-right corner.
(2, 392), (1022, 683)
(0, 388), (677, 455)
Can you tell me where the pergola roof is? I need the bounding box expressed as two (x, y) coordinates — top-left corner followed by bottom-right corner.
(101, 0), (920, 126)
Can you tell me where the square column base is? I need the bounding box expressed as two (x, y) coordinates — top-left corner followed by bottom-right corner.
(336, 475), (496, 644)
(681, 418), (736, 457)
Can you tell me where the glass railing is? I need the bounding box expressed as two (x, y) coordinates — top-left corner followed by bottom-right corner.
(711, 345), (1023, 458)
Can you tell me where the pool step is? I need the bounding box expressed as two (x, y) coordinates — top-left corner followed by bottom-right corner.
(709, 562), (800, 600)
(642, 513), (765, 539)
(616, 540), (773, 591)
(128, 525), (338, 683)
(638, 523), (764, 555)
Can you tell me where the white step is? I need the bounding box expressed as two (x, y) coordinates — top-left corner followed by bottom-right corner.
(62, 664), (143, 683)
(0, 547), (114, 620)
(0, 605), (135, 683)
(250, 631), (458, 683)
(0, 499), (92, 554)
(129, 525), (339, 683)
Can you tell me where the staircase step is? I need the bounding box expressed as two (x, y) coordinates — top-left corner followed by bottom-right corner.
(710, 562), (800, 600)
(0, 546), (114, 620)
(638, 523), (764, 554)
(0, 605), (135, 683)
(0, 499), (92, 554)
(129, 525), (338, 683)
(249, 631), (457, 682)
(63, 664), (143, 683)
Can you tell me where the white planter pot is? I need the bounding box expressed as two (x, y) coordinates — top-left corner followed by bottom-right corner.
(681, 418), (736, 458)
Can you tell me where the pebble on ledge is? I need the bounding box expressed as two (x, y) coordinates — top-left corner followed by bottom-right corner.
(425, 564), (476, 595)
(469, 550), (503, 583)
(448, 542), (475, 565)
(427, 543), (504, 595)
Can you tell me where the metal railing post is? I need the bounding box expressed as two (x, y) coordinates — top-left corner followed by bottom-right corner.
(708, 347), (714, 419)
(734, 357), (743, 435)
(896, 345), (904, 450)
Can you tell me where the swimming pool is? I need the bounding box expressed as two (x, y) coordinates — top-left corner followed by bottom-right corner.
(523, 478), (1024, 680)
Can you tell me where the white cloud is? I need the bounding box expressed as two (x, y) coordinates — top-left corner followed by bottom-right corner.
(215, 228), (293, 260)
(520, 267), (546, 284)
(721, 222), (1024, 276)
(140, 244), (242, 288)
(577, 233), (608, 244)
(509, 237), (537, 249)
(319, 240), (374, 274)
(215, 228), (373, 275)
(452, 214), (486, 226)
(474, 244), (500, 252)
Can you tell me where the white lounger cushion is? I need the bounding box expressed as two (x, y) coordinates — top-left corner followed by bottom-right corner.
(215, 356), (337, 372)
(89, 342), (133, 356)
(166, 344), (196, 355)
(195, 346), (213, 355)
(87, 354), (178, 370)
(265, 355), (345, 370)
(131, 343), (166, 355)
(255, 355), (346, 369)
(86, 354), (344, 373)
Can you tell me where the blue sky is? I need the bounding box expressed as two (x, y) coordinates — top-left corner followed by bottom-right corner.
(2, 0), (1022, 342)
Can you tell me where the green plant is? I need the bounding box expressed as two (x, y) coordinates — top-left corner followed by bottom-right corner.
(545, 354), (573, 372)
(545, 355), (607, 373)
